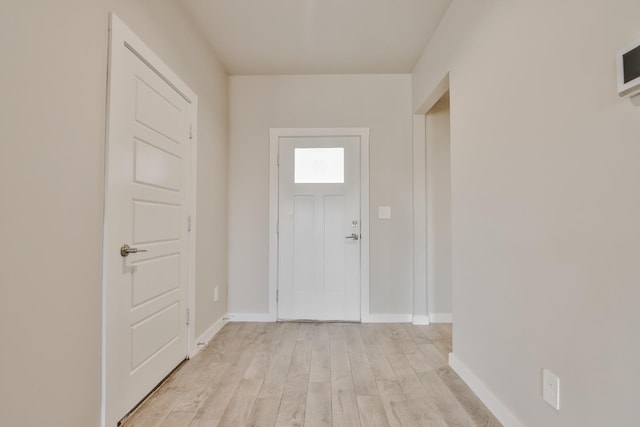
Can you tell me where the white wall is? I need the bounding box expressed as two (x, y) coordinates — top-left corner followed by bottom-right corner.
(413, 1), (640, 426)
(0, 1), (228, 426)
(426, 94), (452, 317)
(228, 75), (413, 317)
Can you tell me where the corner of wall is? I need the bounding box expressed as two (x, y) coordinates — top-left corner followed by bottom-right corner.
(429, 313), (452, 323)
(449, 353), (525, 427)
(192, 315), (228, 357)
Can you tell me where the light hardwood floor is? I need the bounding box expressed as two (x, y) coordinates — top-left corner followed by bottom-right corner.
(122, 322), (502, 427)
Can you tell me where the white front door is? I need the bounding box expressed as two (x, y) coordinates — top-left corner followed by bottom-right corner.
(103, 16), (196, 427)
(278, 136), (361, 321)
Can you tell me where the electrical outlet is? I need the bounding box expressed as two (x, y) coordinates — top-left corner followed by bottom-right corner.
(214, 286), (219, 302)
(542, 369), (560, 410)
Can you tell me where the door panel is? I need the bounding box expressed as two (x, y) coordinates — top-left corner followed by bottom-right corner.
(131, 302), (181, 370)
(131, 255), (181, 306)
(105, 23), (194, 425)
(324, 195), (346, 294)
(278, 136), (360, 321)
(293, 195), (314, 292)
(135, 77), (185, 144)
(134, 139), (183, 191)
(132, 201), (181, 243)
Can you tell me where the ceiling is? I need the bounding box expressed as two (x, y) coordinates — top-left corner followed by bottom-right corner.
(180, 0), (452, 75)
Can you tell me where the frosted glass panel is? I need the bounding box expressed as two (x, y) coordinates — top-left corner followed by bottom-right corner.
(294, 148), (344, 183)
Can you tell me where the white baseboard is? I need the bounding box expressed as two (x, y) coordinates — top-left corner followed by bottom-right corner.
(412, 315), (430, 325)
(429, 313), (452, 323)
(449, 353), (525, 427)
(363, 314), (413, 323)
(225, 312), (277, 322)
(191, 316), (226, 357)
(227, 312), (423, 324)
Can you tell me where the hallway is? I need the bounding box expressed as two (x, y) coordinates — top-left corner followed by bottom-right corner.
(122, 322), (501, 427)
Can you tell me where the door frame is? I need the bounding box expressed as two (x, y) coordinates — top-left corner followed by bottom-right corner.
(413, 73), (450, 325)
(268, 128), (370, 322)
(102, 13), (198, 426)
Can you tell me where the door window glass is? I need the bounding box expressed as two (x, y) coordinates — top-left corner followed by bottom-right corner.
(294, 147), (344, 183)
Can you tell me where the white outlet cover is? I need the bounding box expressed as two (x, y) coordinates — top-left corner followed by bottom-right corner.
(542, 369), (560, 410)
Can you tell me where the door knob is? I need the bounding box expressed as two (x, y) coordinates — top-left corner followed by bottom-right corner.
(345, 233), (359, 241)
(120, 244), (148, 257)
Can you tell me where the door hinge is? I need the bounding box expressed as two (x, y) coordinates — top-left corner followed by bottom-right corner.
(186, 308), (190, 326)
(189, 125), (193, 140)
(187, 215), (192, 232)
(276, 289), (279, 303)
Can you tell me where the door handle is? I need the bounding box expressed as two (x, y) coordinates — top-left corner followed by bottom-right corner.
(120, 244), (148, 257)
(345, 233), (359, 241)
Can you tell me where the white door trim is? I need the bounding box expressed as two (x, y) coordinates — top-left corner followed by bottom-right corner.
(413, 73), (449, 325)
(102, 13), (198, 426)
(269, 128), (370, 322)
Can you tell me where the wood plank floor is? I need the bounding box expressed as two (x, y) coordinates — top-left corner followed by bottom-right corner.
(122, 322), (502, 427)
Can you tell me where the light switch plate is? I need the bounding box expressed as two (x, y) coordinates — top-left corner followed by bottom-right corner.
(214, 286), (219, 302)
(378, 206), (391, 219)
(542, 369), (560, 410)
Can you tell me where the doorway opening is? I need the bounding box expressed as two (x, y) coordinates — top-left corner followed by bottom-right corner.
(425, 92), (452, 324)
(412, 75), (452, 334)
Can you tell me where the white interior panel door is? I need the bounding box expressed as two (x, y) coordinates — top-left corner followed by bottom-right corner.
(104, 16), (195, 427)
(278, 137), (361, 321)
